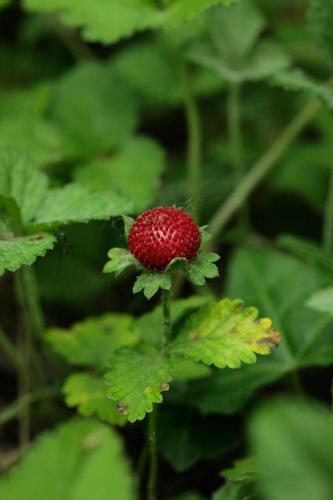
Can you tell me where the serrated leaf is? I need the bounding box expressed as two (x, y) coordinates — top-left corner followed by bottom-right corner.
(250, 398), (333, 500)
(103, 248), (138, 277)
(169, 298), (280, 368)
(74, 137), (166, 211)
(0, 233), (57, 275)
(270, 69), (333, 110)
(46, 313), (138, 370)
(105, 343), (172, 422)
(306, 287), (333, 315)
(52, 62), (138, 156)
(24, 0), (235, 45)
(186, 251), (220, 286)
(0, 418), (135, 500)
(63, 373), (126, 426)
(32, 183), (132, 227)
(133, 271), (172, 300)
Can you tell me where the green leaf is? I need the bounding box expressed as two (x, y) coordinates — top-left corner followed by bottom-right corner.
(24, 0), (235, 45)
(133, 295), (211, 345)
(75, 137), (166, 211)
(103, 248), (138, 277)
(169, 298), (280, 369)
(52, 63), (138, 156)
(212, 483), (252, 500)
(186, 251), (220, 286)
(0, 419), (135, 500)
(105, 343), (172, 422)
(159, 405), (239, 472)
(249, 398), (333, 500)
(63, 373), (126, 426)
(169, 357), (211, 382)
(308, 0), (333, 62)
(222, 457), (256, 483)
(270, 69), (333, 110)
(189, 248), (333, 415)
(46, 313), (138, 370)
(189, 1), (290, 83)
(133, 271), (172, 300)
(306, 287), (333, 315)
(0, 233), (57, 275)
(32, 183), (132, 227)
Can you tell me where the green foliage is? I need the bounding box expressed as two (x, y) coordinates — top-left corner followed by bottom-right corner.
(75, 137), (166, 211)
(250, 398), (333, 500)
(46, 313), (137, 370)
(189, 0), (290, 83)
(133, 270), (173, 300)
(306, 287), (333, 315)
(308, 0), (333, 62)
(105, 343), (172, 422)
(0, 234), (56, 275)
(63, 373), (126, 426)
(222, 457), (256, 483)
(103, 248), (138, 277)
(0, 419), (135, 500)
(169, 298), (280, 368)
(186, 251), (220, 285)
(24, 0), (235, 45)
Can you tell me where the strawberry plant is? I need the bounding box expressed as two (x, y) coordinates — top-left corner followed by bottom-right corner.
(0, 1), (333, 499)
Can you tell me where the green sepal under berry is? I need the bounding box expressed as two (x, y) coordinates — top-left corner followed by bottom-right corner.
(132, 269), (173, 299)
(103, 248), (139, 277)
(185, 251), (220, 286)
(105, 343), (172, 423)
(168, 298), (281, 369)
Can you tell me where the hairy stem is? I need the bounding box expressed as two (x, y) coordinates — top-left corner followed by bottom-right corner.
(323, 164), (333, 254)
(227, 82), (243, 178)
(208, 99), (321, 249)
(147, 409), (158, 500)
(182, 64), (202, 222)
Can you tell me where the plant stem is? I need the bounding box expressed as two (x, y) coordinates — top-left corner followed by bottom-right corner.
(323, 164), (333, 254)
(147, 409), (158, 500)
(0, 327), (26, 374)
(227, 82), (243, 178)
(161, 288), (171, 346)
(182, 64), (202, 222)
(208, 99), (321, 249)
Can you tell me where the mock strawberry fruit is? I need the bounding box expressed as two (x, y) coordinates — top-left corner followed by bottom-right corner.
(128, 207), (201, 270)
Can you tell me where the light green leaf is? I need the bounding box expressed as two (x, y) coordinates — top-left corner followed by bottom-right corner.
(133, 271), (172, 300)
(24, 0), (235, 45)
(0, 233), (57, 275)
(169, 298), (280, 369)
(52, 62), (138, 156)
(103, 248), (138, 277)
(169, 357), (211, 382)
(306, 287), (333, 315)
(105, 343), (172, 422)
(249, 398), (333, 500)
(270, 69), (333, 110)
(0, 419), (135, 500)
(222, 457), (256, 483)
(32, 183), (132, 227)
(74, 137), (166, 211)
(63, 373), (126, 426)
(46, 313), (138, 370)
(186, 251), (220, 286)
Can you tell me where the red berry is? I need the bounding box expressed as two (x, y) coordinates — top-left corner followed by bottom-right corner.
(128, 207), (201, 271)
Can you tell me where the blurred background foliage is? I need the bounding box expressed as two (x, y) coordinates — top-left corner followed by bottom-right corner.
(0, 0), (333, 499)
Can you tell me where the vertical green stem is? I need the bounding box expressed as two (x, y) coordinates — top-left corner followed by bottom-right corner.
(227, 82), (243, 178)
(147, 409), (158, 500)
(182, 64), (202, 222)
(161, 288), (171, 347)
(323, 164), (333, 254)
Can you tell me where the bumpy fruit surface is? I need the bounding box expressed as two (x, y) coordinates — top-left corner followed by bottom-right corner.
(128, 207), (201, 270)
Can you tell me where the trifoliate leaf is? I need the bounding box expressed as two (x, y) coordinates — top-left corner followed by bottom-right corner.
(103, 248), (138, 277)
(249, 398), (333, 500)
(133, 271), (172, 300)
(222, 457), (256, 483)
(169, 298), (281, 369)
(63, 373), (126, 426)
(105, 343), (172, 422)
(46, 313), (138, 370)
(270, 69), (333, 110)
(308, 0), (333, 62)
(133, 295), (211, 345)
(52, 62), (138, 156)
(0, 419), (135, 500)
(74, 137), (166, 212)
(186, 251), (220, 286)
(24, 0), (235, 45)
(32, 183), (132, 227)
(0, 233), (57, 276)
(306, 287), (333, 315)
